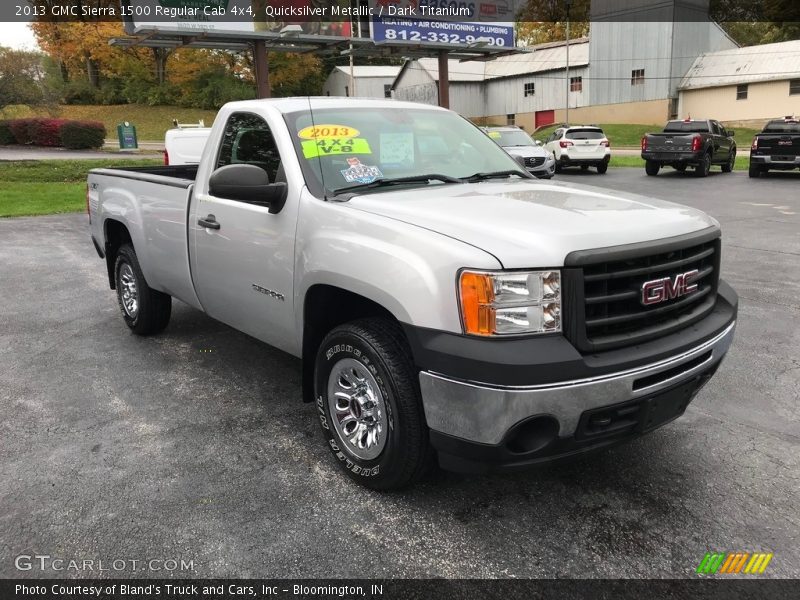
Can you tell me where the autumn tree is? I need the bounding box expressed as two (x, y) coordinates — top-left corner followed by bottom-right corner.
(516, 0), (590, 46)
(0, 47), (50, 110)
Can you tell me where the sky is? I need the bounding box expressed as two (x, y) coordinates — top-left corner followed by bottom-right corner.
(1, 23), (39, 50)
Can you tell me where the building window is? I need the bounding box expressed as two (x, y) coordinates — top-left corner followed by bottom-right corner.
(570, 76), (582, 92)
(506, 113), (515, 126)
(384, 84), (392, 98)
(524, 82), (535, 97)
(631, 69), (645, 85)
(736, 84), (748, 100)
(790, 79), (800, 95)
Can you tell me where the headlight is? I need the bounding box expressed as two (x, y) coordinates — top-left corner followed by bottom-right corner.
(459, 270), (561, 336)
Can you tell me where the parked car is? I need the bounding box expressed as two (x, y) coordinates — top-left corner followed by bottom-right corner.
(641, 119), (736, 177)
(749, 116), (800, 178)
(484, 126), (555, 179)
(164, 122), (211, 165)
(543, 125), (611, 174)
(88, 98), (737, 490)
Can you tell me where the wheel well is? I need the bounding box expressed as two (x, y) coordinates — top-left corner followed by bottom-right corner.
(301, 285), (398, 403)
(104, 219), (132, 289)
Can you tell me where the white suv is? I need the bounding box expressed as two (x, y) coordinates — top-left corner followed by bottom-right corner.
(544, 125), (611, 174)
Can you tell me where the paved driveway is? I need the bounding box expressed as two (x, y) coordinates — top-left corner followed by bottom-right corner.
(0, 169), (797, 579)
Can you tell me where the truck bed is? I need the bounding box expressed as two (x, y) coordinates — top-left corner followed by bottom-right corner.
(89, 165), (199, 188)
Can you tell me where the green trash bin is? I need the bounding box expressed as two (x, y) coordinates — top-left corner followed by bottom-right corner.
(117, 122), (138, 151)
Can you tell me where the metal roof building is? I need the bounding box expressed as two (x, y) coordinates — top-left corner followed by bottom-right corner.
(678, 40), (800, 124)
(322, 65), (402, 99)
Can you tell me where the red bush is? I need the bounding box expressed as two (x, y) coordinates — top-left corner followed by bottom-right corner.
(30, 118), (68, 146)
(3, 118), (106, 149)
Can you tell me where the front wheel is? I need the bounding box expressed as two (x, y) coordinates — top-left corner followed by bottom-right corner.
(596, 162), (608, 174)
(114, 244), (171, 335)
(314, 319), (432, 490)
(645, 160), (660, 176)
(721, 149), (736, 173)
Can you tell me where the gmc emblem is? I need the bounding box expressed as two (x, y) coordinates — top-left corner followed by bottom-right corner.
(641, 269), (699, 306)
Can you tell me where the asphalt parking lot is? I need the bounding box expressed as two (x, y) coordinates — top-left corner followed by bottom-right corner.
(0, 167), (798, 579)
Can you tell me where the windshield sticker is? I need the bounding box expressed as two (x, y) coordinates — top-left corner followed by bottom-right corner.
(380, 132), (415, 167)
(340, 158), (383, 184)
(487, 131), (501, 139)
(298, 124), (360, 140)
(302, 137), (371, 159)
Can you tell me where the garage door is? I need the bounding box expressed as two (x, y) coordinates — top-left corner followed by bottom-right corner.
(535, 110), (555, 129)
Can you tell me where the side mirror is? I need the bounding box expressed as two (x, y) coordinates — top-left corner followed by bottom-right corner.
(208, 164), (287, 214)
(728, 129), (735, 137)
(535, 140), (543, 146)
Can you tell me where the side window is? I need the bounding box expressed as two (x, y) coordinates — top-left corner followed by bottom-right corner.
(216, 112), (282, 184)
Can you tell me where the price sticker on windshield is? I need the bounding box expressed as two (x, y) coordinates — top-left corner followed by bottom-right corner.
(298, 124), (360, 140)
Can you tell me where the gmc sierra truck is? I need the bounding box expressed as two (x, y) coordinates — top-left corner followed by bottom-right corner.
(641, 119), (737, 177)
(88, 98), (738, 490)
(749, 117), (800, 178)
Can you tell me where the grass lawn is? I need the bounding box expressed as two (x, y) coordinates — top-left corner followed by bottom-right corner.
(0, 159), (161, 217)
(1, 105), (218, 141)
(534, 123), (761, 147)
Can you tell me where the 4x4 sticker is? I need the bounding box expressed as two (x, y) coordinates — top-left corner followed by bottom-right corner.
(302, 137), (371, 159)
(340, 158), (382, 184)
(298, 124), (359, 139)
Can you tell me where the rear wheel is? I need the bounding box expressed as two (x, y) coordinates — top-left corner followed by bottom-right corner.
(748, 165), (762, 178)
(645, 160), (660, 176)
(721, 149), (736, 173)
(596, 162), (608, 174)
(695, 152), (712, 177)
(314, 318), (432, 490)
(114, 244), (171, 335)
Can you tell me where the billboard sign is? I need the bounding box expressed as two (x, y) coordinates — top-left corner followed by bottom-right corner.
(369, 0), (516, 48)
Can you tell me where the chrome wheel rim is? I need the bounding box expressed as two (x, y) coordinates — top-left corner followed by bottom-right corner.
(327, 358), (387, 461)
(119, 263), (139, 318)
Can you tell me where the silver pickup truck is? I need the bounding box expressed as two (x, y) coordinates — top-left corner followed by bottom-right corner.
(88, 98), (738, 489)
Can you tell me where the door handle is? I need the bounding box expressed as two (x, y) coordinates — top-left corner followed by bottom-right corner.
(198, 214), (220, 230)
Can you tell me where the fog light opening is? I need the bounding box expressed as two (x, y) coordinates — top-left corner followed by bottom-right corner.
(504, 416), (559, 455)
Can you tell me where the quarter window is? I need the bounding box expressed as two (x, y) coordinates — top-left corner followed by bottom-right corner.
(736, 84), (748, 100)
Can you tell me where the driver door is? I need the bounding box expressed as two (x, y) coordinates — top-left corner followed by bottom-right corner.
(190, 111), (299, 354)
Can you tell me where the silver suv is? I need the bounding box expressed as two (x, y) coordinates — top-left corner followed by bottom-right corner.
(485, 126), (556, 179)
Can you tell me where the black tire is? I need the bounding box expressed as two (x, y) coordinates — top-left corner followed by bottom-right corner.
(596, 162), (608, 174)
(554, 163), (562, 174)
(748, 166), (761, 178)
(645, 160), (660, 176)
(674, 163), (687, 172)
(721, 149), (736, 173)
(695, 152), (711, 177)
(114, 244), (171, 335)
(314, 318), (433, 490)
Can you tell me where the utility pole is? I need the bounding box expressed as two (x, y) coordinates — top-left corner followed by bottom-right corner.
(565, 0), (571, 125)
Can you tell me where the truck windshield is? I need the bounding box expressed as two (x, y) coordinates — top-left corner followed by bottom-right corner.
(488, 130), (536, 147)
(284, 106), (524, 197)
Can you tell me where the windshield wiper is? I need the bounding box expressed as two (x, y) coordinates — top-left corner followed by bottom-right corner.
(462, 169), (533, 182)
(331, 173), (461, 196)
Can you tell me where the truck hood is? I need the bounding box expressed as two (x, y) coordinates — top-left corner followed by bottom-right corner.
(345, 179), (718, 268)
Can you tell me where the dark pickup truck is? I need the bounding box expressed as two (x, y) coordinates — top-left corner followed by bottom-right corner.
(641, 119), (737, 177)
(749, 117), (800, 178)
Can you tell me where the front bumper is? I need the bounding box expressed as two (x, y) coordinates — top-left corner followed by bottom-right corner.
(408, 283), (737, 473)
(528, 158), (556, 178)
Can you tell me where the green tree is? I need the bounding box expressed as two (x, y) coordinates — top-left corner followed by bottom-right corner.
(0, 47), (49, 110)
